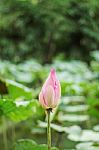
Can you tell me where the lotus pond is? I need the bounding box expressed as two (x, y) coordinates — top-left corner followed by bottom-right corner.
(0, 53), (99, 150)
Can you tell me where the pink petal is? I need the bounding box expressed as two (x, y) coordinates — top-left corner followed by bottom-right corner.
(39, 91), (47, 109)
(43, 85), (55, 108)
(50, 68), (61, 101)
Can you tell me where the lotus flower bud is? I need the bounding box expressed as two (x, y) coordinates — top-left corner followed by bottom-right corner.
(39, 69), (61, 109)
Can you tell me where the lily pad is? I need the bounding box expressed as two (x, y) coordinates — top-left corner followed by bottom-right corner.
(14, 139), (59, 150)
(61, 105), (88, 112)
(0, 99), (44, 122)
(58, 113), (89, 122)
(68, 130), (99, 142)
(93, 125), (99, 132)
(76, 142), (99, 150)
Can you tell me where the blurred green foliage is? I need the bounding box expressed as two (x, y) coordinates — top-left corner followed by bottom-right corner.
(14, 139), (59, 150)
(0, 0), (99, 62)
(0, 54), (99, 149)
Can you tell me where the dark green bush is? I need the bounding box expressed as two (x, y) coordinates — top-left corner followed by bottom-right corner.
(0, 0), (99, 62)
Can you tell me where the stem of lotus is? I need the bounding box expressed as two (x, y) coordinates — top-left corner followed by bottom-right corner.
(2, 116), (8, 150)
(47, 108), (52, 150)
(1, 94), (8, 150)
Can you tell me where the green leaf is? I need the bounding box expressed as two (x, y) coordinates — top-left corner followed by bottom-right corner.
(38, 121), (65, 133)
(14, 139), (37, 150)
(14, 139), (59, 150)
(58, 113), (89, 122)
(93, 125), (99, 131)
(0, 78), (33, 99)
(60, 105), (88, 112)
(87, 97), (99, 118)
(6, 79), (33, 99)
(68, 129), (99, 142)
(76, 142), (99, 150)
(0, 99), (44, 122)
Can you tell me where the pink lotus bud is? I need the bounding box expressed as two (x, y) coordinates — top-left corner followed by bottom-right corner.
(39, 69), (61, 109)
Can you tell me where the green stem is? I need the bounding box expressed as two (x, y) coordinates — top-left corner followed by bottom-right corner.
(2, 116), (8, 150)
(1, 94), (8, 150)
(12, 123), (16, 144)
(47, 109), (51, 150)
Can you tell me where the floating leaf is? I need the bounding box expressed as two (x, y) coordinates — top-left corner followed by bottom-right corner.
(60, 105), (88, 112)
(93, 125), (99, 132)
(76, 142), (99, 150)
(68, 130), (99, 142)
(14, 139), (59, 150)
(38, 121), (82, 135)
(58, 113), (89, 122)
(0, 99), (44, 122)
(62, 96), (85, 104)
(14, 139), (37, 150)
(38, 121), (66, 133)
(6, 79), (33, 99)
